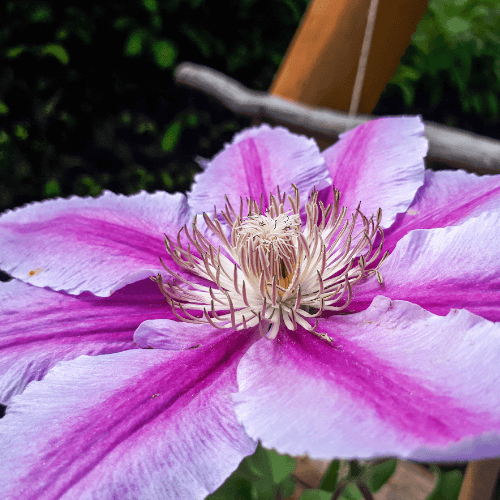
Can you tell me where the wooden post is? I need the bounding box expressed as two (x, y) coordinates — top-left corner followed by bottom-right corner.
(270, 0), (429, 114)
(457, 459), (500, 500)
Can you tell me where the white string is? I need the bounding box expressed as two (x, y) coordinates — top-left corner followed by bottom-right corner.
(349, 0), (380, 116)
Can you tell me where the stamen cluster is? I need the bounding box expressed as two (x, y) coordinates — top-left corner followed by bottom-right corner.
(154, 186), (387, 342)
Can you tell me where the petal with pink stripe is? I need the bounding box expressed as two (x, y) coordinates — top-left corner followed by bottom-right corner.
(134, 318), (222, 350)
(383, 168), (500, 253)
(0, 278), (172, 404)
(321, 116), (427, 228)
(0, 332), (256, 500)
(188, 125), (331, 214)
(354, 211), (500, 322)
(0, 191), (191, 296)
(234, 296), (500, 461)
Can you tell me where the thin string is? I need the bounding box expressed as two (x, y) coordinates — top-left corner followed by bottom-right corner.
(348, 0), (380, 116)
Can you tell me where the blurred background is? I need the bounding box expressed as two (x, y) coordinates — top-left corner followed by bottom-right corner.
(2, 1), (500, 498)
(1, 0), (500, 213)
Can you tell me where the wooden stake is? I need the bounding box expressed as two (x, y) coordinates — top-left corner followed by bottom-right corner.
(457, 459), (500, 500)
(270, 0), (429, 114)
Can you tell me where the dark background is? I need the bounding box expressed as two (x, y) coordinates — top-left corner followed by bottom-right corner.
(1, 0), (500, 214)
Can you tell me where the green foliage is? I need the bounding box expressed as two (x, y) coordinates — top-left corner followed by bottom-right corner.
(161, 120), (181, 151)
(0, 0), (308, 212)
(151, 39), (176, 68)
(319, 459), (340, 492)
(125, 29), (146, 56)
(13, 124), (28, 140)
(365, 459), (397, 493)
(77, 176), (103, 197)
(207, 444), (296, 500)
(44, 179), (60, 197)
(386, 0), (500, 122)
(300, 489), (332, 500)
(300, 459), (397, 500)
(41, 43), (69, 64)
(427, 468), (463, 500)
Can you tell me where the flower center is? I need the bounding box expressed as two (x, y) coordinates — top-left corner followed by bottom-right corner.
(154, 185), (387, 343)
(236, 212), (301, 294)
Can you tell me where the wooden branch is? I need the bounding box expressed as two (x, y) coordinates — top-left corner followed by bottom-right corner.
(175, 62), (500, 175)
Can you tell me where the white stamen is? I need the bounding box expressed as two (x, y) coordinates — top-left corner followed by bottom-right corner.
(154, 185), (387, 342)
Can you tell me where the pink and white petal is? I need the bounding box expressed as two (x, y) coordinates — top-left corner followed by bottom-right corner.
(320, 116), (427, 228)
(1, 333), (257, 500)
(383, 169), (500, 253)
(233, 296), (500, 461)
(188, 124), (331, 214)
(354, 211), (500, 322)
(0, 278), (171, 404)
(0, 191), (192, 296)
(134, 318), (221, 350)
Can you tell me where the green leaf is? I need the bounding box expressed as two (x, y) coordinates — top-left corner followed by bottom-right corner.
(0, 102), (9, 115)
(319, 460), (340, 492)
(161, 172), (174, 190)
(348, 461), (363, 479)
(44, 179), (60, 197)
(152, 39), (176, 68)
(394, 81), (416, 106)
(342, 483), (364, 500)
(300, 489), (332, 500)
(151, 14), (162, 29)
(278, 476), (296, 499)
(120, 110), (132, 124)
(31, 5), (52, 23)
(14, 124), (28, 140)
(186, 113), (198, 127)
(6, 46), (25, 58)
(207, 476), (253, 500)
(77, 176), (103, 197)
(41, 44), (69, 65)
(391, 64), (420, 83)
(208, 445), (295, 500)
(125, 30), (145, 56)
(486, 91), (499, 118)
(278, 0), (302, 22)
(143, 0), (158, 12)
(181, 25), (212, 58)
(365, 459), (397, 493)
(427, 469), (462, 500)
(266, 448), (296, 484)
(137, 121), (155, 134)
(113, 17), (131, 30)
(445, 17), (471, 36)
(161, 121), (182, 152)
(0, 131), (10, 144)
(471, 93), (483, 114)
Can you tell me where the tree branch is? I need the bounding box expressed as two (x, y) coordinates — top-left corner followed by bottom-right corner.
(175, 62), (500, 175)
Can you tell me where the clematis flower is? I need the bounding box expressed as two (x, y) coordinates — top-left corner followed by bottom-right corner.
(1, 117), (500, 500)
